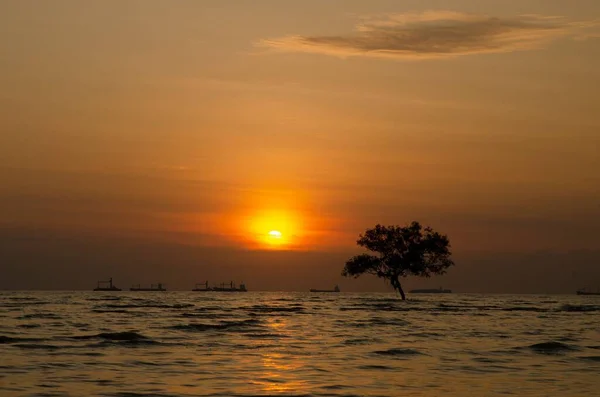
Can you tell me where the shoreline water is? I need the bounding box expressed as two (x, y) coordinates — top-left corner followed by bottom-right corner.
(1, 292), (599, 396)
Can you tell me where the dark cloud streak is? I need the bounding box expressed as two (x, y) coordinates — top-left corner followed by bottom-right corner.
(261, 12), (597, 59)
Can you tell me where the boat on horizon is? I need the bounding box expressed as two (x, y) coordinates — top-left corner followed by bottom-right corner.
(577, 288), (600, 296)
(192, 281), (211, 291)
(130, 283), (167, 292)
(310, 285), (340, 293)
(93, 278), (122, 291)
(192, 281), (247, 292)
(410, 287), (452, 294)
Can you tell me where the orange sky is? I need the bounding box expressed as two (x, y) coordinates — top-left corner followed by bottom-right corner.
(1, 1), (599, 291)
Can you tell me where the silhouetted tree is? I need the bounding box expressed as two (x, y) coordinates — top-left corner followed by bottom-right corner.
(342, 222), (454, 300)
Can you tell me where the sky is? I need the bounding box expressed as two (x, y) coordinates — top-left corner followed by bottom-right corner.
(1, 0), (599, 292)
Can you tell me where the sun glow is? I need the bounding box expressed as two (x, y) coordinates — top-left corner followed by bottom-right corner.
(243, 209), (304, 249)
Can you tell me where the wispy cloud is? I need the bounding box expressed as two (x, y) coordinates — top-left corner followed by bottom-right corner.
(259, 11), (598, 59)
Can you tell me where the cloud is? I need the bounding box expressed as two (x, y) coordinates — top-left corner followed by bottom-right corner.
(260, 11), (598, 59)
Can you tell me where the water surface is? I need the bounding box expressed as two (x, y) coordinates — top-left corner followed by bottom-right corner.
(1, 292), (599, 396)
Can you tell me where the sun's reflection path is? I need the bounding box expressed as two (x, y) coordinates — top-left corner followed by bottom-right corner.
(252, 352), (306, 393)
(251, 318), (307, 393)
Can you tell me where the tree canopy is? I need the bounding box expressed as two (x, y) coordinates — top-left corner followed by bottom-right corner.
(342, 221), (454, 300)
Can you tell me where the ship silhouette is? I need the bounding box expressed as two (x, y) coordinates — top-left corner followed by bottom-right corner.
(93, 278), (121, 291)
(576, 288), (600, 296)
(192, 281), (247, 292)
(130, 283), (167, 291)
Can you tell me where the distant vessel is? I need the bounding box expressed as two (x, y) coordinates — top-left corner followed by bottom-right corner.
(130, 283), (166, 292)
(192, 281), (247, 292)
(93, 278), (122, 291)
(410, 287), (452, 294)
(192, 281), (211, 291)
(310, 285), (340, 293)
(212, 281), (247, 292)
(577, 289), (600, 296)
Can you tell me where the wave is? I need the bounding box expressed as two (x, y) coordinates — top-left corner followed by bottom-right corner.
(180, 312), (223, 319)
(369, 317), (411, 327)
(95, 303), (194, 310)
(244, 333), (288, 339)
(358, 364), (394, 370)
(559, 304), (600, 312)
(8, 296), (39, 301)
(1, 335), (44, 344)
(244, 305), (305, 313)
(580, 356), (600, 362)
(407, 331), (444, 338)
(502, 306), (547, 312)
(66, 331), (167, 347)
(17, 313), (62, 320)
(528, 341), (579, 353)
(338, 303), (600, 314)
(344, 338), (380, 345)
(373, 348), (424, 356)
(13, 343), (63, 350)
(4, 301), (51, 307)
(190, 306), (223, 312)
(86, 296), (123, 301)
(339, 305), (409, 312)
(71, 331), (149, 341)
(170, 319), (263, 332)
(337, 318), (410, 328)
(17, 323), (41, 328)
(91, 339), (162, 347)
(110, 393), (178, 397)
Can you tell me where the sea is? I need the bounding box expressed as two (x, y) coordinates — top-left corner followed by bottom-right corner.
(1, 292), (599, 397)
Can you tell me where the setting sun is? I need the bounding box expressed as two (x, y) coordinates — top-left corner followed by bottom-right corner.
(241, 209), (305, 250)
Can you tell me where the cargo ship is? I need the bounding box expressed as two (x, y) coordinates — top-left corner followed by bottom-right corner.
(310, 285), (340, 293)
(192, 281), (247, 292)
(409, 287), (452, 293)
(93, 278), (122, 291)
(192, 281), (211, 291)
(577, 288), (600, 296)
(130, 283), (167, 291)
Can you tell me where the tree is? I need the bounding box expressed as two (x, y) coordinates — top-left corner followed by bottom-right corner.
(342, 221), (454, 300)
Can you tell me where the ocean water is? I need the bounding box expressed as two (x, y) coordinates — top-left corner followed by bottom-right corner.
(1, 292), (599, 397)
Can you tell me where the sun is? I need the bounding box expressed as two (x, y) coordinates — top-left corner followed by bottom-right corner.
(242, 209), (303, 249)
(266, 230), (284, 246)
(268, 230), (282, 238)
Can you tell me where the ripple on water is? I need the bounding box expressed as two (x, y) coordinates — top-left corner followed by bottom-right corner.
(527, 341), (579, 354)
(169, 319), (263, 332)
(579, 356), (600, 362)
(373, 348), (425, 357)
(559, 304), (600, 312)
(17, 313), (62, 320)
(0, 335), (44, 344)
(1, 292), (598, 397)
(344, 338), (380, 345)
(94, 303), (194, 310)
(244, 304), (305, 313)
(71, 331), (149, 341)
(358, 364), (395, 370)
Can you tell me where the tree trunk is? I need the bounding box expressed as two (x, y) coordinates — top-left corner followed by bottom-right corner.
(391, 276), (406, 300)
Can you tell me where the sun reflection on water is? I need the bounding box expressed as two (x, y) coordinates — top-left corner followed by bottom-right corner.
(252, 352), (306, 393)
(250, 318), (307, 393)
